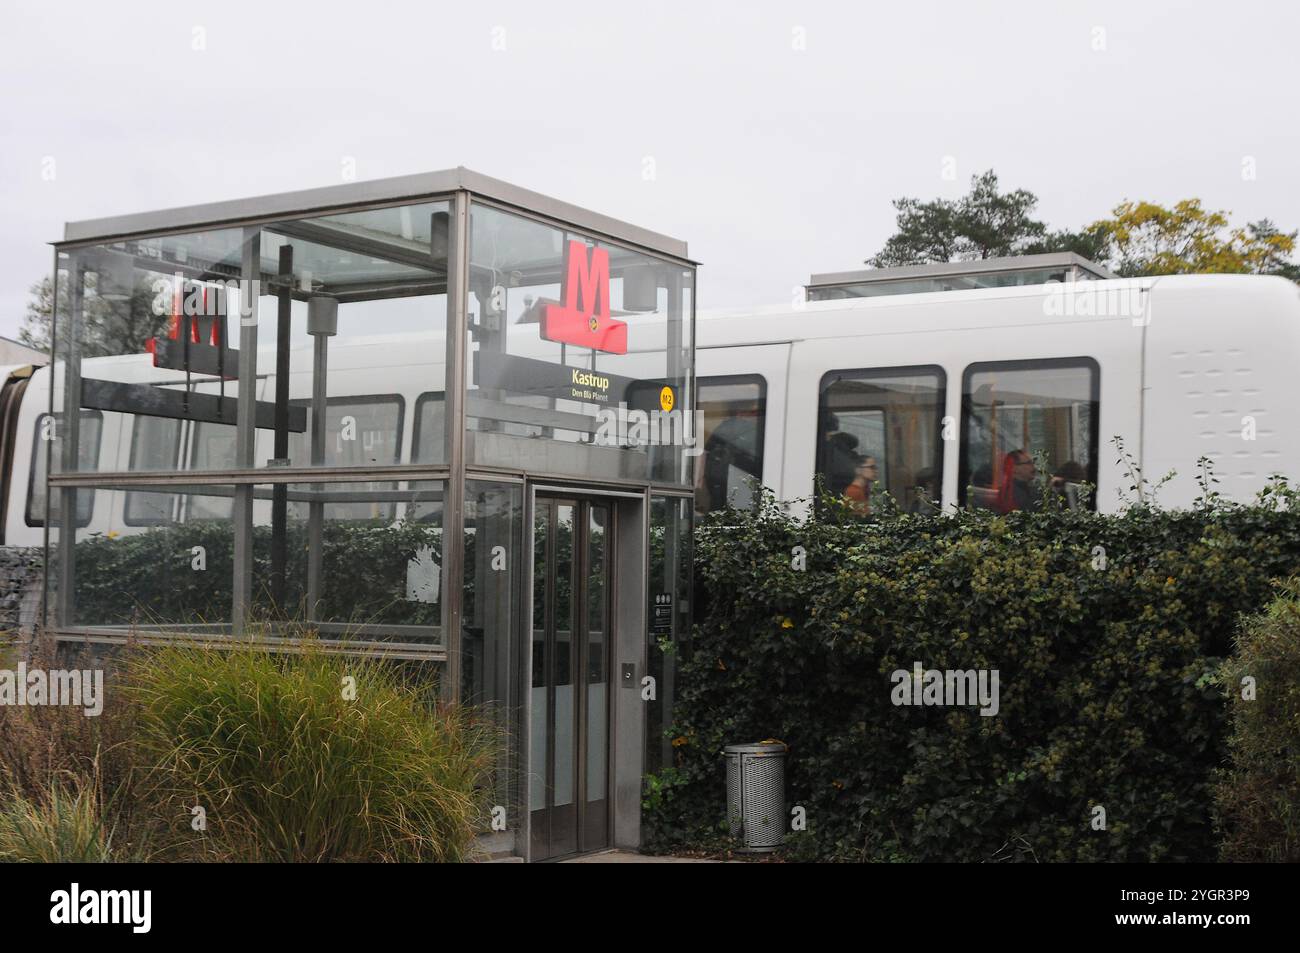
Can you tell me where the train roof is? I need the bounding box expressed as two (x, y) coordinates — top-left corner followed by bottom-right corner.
(694, 273), (1300, 348)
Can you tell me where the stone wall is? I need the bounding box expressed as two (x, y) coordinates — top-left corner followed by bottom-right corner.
(0, 546), (43, 656)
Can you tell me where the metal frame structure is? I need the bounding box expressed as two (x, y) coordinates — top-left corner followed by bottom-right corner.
(61, 167), (691, 260)
(49, 169), (697, 859)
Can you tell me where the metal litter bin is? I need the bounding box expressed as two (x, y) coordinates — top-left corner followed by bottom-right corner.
(724, 740), (787, 852)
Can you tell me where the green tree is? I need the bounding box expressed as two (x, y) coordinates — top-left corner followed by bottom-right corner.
(1022, 226), (1111, 263)
(868, 170), (1095, 266)
(18, 276), (57, 353)
(1243, 219), (1300, 282)
(20, 273), (170, 358)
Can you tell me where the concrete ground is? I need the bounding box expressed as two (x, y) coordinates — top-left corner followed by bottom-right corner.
(561, 849), (725, 863)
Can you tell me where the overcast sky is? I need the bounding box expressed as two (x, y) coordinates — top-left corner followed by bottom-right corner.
(2, 0), (1297, 339)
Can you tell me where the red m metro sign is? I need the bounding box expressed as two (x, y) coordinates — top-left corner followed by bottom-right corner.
(540, 240), (628, 354)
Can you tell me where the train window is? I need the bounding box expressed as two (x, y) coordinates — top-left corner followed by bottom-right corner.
(817, 366), (945, 516)
(191, 422), (237, 471)
(26, 411), (103, 527)
(186, 422), (237, 520)
(695, 375), (766, 515)
(286, 396), (403, 469)
(286, 396), (404, 521)
(412, 393), (445, 465)
(960, 357), (1099, 512)
(124, 416), (184, 525)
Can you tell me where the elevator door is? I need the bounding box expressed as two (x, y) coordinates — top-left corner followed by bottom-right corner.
(530, 497), (612, 861)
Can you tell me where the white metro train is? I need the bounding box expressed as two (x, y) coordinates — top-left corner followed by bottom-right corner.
(2, 271), (1298, 544)
(693, 272), (1300, 518)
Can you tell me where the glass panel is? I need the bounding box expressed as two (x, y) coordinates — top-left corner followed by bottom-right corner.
(186, 421), (237, 519)
(71, 483), (238, 628)
(124, 416), (183, 525)
(26, 412), (101, 527)
(287, 397), (402, 468)
(412, 393), (445, 465)
(461, 480), (524, 840)
(254, 201), (449, 472)
(585, 503), (608, 823)
(553, 507), (576, 777)
(51, 231), (251, 479)
(646, 496), (691, 776)
(962, 360), (1098, 512)
(309, 480), (444, 633)
(461, 483), (522, 703)
(466, 202), (695, 484)
(286, 397), (403, 521)
(695, 375), (765, 514)
(63, 480), (444, 643)
(190, 421), (237, 470)
(530, 501), (549, 817)
(818, 367), (945, 516)
(51, 201), (448, 485)
(550, 502), (578, 855)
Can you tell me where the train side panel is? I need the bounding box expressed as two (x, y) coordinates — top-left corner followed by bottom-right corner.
(1142, 275), (1300, 508)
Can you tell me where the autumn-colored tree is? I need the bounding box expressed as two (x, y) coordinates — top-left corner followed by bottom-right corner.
(1091, 199), (1299, 279)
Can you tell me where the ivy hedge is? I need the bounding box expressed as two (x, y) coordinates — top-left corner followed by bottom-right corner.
(1214, 579), (1300, 861)
(644, 479), (1300, 862)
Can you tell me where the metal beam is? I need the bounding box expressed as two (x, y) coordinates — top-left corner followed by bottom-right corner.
(56, 261), (84, 628)
(79, 378), (306, 431)
(48, 627), (447, 661)
(265, 217), (445, 273)
(270, 245), (293, 607)
(50, 463), (453, 487)
(231, 228), (259, 633)
(443, 192), (470, 701)
(61, 167), (694, 265)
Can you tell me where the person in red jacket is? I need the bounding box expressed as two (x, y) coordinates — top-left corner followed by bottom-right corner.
(993, 448), (1039, 513)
